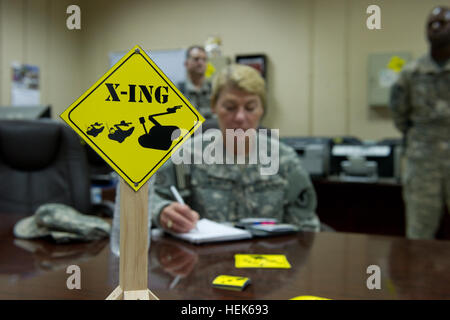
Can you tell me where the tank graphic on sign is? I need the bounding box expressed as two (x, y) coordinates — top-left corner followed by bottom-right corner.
(138, 105), (182, 150)
(83, 106), (183, 149)
(86, 122), (104, 137)
(107, 120), (135, 143)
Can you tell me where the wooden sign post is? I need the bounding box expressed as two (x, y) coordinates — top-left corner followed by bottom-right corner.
(59, 45), (204, 300)
(106, 179), (158, 300)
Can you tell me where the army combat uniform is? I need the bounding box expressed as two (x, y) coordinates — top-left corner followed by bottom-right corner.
(390, 55), (450, 239)
(178, 78), (213, 119)
(14, 203), (111, 243)
(150, 132), (321, 232)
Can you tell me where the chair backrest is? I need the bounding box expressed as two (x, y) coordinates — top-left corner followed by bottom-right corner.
(0, 119), (91, 214)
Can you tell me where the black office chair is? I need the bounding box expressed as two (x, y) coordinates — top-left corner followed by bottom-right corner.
(0, 119), (91, 215)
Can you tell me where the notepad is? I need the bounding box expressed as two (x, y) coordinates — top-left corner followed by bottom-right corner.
(168, 219), (252, 244)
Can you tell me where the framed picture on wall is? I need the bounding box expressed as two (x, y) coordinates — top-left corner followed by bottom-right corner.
(235, 54), (267, 80)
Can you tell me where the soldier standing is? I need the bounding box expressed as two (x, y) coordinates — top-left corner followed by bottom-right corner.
(178, 46), (213, 119)
(390, 6), (450, 239)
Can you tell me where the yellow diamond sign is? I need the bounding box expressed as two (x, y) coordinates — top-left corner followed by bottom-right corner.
(61, 45), (204, 191)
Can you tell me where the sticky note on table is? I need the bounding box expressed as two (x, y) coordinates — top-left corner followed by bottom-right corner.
(234, 254), (291, 269)
(291, 295), (331, 300)
(212, 275), (251, 291)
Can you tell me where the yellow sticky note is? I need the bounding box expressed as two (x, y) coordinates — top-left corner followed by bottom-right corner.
(333, 137), (343, 144)
(234, 254), (291, 269)
(205, 62), (216, 78)
(212, 275), (250, 290)
(291, 295), (331, 300)
(387, 56), (406, 73)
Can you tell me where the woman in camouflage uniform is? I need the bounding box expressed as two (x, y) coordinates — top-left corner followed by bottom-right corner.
(151, 64), (320, 233)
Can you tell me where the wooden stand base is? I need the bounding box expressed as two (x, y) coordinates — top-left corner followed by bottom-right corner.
(106, 179), (159, 300)
(106, 286), (159, 300)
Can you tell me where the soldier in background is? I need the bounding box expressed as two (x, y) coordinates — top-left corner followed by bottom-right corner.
(178, 46), (213, 119)
(390, 6), (450, 239)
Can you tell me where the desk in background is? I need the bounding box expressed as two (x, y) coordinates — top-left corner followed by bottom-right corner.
(1, 212), (449, 299)
(313, 176), (450, 240)
(91, 176), (450, 239)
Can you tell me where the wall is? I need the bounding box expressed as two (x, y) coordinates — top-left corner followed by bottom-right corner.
(345, 0), (442, 139)
(0, 0), (445, 139)
(80, 0), (445, 140)
(0, 0), (82, 117)
(311, 0), (443, 139)
(80, 0), (314, 137)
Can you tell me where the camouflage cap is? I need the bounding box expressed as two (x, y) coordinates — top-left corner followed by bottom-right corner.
(14, 203), (111, 243)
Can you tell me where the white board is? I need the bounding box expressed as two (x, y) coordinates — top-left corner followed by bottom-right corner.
(109, 48), (187, 86)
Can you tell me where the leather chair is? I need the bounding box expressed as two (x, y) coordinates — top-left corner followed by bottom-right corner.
(0, 119), (91, 215)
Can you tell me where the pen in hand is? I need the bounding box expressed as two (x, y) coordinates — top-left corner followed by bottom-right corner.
(170, 185), (198, 232)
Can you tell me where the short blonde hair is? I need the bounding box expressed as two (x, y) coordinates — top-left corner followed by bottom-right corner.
(211, 64), (266, 110)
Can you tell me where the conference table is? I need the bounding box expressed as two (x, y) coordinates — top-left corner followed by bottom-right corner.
(0, 212), (449, 300)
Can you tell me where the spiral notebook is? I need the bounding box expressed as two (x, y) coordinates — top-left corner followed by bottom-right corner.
(169, 219), (252, 244)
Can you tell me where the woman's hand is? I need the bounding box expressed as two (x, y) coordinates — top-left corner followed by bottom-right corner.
(160, 202), (200, 233)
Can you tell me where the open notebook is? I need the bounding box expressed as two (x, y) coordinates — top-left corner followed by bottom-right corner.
(168, 219), (252, 244)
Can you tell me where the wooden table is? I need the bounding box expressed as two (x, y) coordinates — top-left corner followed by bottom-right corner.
(1, 213), (450, 300)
